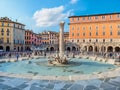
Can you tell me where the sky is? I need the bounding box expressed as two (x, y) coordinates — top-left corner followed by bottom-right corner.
(0, 0), (120, 33)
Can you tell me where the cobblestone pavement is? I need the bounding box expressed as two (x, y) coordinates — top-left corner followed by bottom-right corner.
(0, 76), (120, 90)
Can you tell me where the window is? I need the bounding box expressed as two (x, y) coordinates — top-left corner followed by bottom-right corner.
(7, 23), (10, 27)
(83, 27), (85, 30)
(110, 26), (112, 29)
(77, 40), (79, 43)
(17, 25), (19, 28)
(117, 14), (120, 18)
(78, 18), (79, 21)
(95, 16), (98, 19)
(7, 38), (9, 43)
(83, 32), (85, 36)
(96, 31), (98, 36)
(110, 31), (112, 35)
(2, 22), (4, 26)
(77, 33), (79, 36)
(1, 28), (4, 32)
(88, 16), (91, 20)
(14, 39), (15, 44)
(103, 32), (105, 35)
(77, 27), (79, 30)
(89, 32), (91, 36)
(118, 25), (120, 28)
(110, 39), (112, 42)
(82, 17), (85, 20)
(7, 29), (9, 32)
(18, 40), (19, 44)
(103, 39), (105, 43)
(89, 39), (91, 42)
(72, 18), (74, 21)
(96, 26), (98, 30)
(7, 32), (9, 36)
(83, 39), (85, 43)
(72, 33), (74, 36)
(118, 30), (120, 35)
(102, 16), (106, 19)
(72, 40), (74, 42)
(22, 26), (24, 29)
(89, 27), (92, 30)
(14, 24), (15, 28)
(0, 38), (3, 43)
(1, 28), (4, 36)
(96, 39), (98, 42)
(72, 27), (74, 30)
(110, 15), (112, 19)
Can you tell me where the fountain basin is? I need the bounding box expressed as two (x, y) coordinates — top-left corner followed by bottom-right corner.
(0, 58), (116, 76)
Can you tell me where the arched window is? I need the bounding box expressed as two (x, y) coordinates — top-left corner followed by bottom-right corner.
(7, 29), (9, 32)
(89, 32), (91, 36)
(1, 28), (4, 36)
(1, 28), (4, 32)
(7, 29), (10, 36)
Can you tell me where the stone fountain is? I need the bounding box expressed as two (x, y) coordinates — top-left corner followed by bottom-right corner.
(48, 21), (68, 65)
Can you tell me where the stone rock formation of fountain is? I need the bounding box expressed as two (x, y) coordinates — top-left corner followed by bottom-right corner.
(48, 21), (68, 65)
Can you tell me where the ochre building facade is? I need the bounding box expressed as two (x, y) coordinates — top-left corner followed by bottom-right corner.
(69, 13), (120, 53)
(0, 17), (25, 52)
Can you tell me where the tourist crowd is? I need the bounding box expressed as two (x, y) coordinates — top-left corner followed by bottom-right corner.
(0, 50), (120, 61)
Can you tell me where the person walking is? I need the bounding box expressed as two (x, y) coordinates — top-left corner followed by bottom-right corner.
(16, 53), (19, 61)
(9, 53), (11, 60)
(28, 54), (31, 59)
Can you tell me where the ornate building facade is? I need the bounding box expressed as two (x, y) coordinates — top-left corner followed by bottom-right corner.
(25, 30), (32, 51)
(25, 30), (42, 51)
(39, 31), (58, 51)
(69, 13), (120, 53)
(0, 17), (25, 51)
(39, 31), (69, 52)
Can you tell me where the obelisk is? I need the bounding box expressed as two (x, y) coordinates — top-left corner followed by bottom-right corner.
(59, 21), (65, 58)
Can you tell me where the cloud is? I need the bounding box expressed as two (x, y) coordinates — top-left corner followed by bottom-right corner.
(33, 6), (70, 27)
(70, 0), (78, 4)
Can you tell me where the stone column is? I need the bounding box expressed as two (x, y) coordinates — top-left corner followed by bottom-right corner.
(59, 21), (65, 57)
(113, 47), (115, 52)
